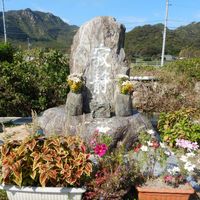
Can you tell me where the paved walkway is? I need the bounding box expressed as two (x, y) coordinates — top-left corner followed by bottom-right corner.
(0, 117), (32, 125)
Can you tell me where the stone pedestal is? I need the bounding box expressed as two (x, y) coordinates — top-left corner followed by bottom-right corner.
(115, 93), (132, 117)
(66, 92), (83, 116)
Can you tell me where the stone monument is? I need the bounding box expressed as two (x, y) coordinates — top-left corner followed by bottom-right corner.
(38, 16), (154, 149)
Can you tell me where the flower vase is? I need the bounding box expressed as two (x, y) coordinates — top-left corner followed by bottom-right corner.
(65, 92), (83, 116)
(115, 93), (132, 116)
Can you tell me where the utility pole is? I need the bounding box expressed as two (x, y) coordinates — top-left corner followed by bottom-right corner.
(1, 0), (7, 43)
(161, 0), (169, 67)
(27, 37), (31, 50)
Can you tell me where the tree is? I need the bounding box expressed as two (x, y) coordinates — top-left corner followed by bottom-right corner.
(0, 42), (15, 63)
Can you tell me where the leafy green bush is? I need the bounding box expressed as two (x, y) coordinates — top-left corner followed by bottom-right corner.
(0, 48), (69, 116)
(158, 109), (200, 147)
(165, 58), (200, 81)
(0, 43), (15, 63)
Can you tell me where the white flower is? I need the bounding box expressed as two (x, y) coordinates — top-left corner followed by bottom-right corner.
(172, 166), (180, 173)
(121, 80), (132, 86)
(180, 155), (188, 162)
(147, 129), (155, 135)
(117, 74), (129, 79)
(160, 142), (165, 148)
(164, 150), (171, 156)
(68, 73), (83, 83)
(141, 145), (148, 152)
(186, 152), (195, 158)
(96, 127), (110, 134)
(73, 77), (81, 83)
(147, 141), (153, 147)
(167, 166), (180, 175)
(184, 162), (196, 172)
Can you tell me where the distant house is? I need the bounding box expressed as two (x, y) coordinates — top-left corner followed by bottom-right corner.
(164, 55), (176, 61)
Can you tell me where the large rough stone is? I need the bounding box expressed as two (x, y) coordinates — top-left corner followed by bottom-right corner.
(39, 106), (153, 150)
(38, 16), (156, 149)
(70, 16), (129, 114)
(115, 93), (132, 116)
(38, 106), (66, 135)
(65, 92), (83, 116)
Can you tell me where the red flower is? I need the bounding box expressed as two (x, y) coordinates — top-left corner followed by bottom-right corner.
(152, 141), (160, 149)
(94, 144), (108, 157)
(134, 144), (142, 152)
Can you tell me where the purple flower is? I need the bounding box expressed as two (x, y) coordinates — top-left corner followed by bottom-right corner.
(176, 139), (199, 151)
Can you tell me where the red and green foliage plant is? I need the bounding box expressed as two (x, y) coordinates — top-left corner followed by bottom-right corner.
(0, 135), (92, 187)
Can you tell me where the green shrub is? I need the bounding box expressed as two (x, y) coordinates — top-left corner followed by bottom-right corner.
(158, 109), (200, 147)
(165, 58), (200, 81)
(0, 48), (69, 116)
(0, 43), (15, 63)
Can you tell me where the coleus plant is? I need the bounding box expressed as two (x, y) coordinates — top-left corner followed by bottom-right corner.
(0, 135), (92, 187)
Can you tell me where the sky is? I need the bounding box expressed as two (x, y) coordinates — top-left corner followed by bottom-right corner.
(3, 0), (200, 31)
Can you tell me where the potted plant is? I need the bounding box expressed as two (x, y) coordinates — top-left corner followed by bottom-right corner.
(131, 129), (195, 200)
(0, 134), (93, 200)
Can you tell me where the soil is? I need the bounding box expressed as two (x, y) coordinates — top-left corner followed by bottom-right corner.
(142, 177), (194, 190)
(0, 125), (31, 142)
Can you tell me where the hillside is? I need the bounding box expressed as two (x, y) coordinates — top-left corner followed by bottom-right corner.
(0, 8), (78, 51)
(125, 22), (200, 59)
(0, 9), (200, 56)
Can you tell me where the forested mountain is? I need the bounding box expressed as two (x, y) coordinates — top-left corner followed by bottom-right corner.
(0, 8), (200, 57)
(0, 8), (78, 51)
(125, 22), (200, 59)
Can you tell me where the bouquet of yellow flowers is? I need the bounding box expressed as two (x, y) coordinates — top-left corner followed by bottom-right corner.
(117, 74), (134, 95)
(67, 74), (83, 93)
(120, 80), (134, 95)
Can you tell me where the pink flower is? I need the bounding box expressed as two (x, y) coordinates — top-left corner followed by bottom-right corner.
(94, 144), (108, 157)
(90, 138), (97, 147)
(164, 175), (173, 182)
(176, 139), (199, 151)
